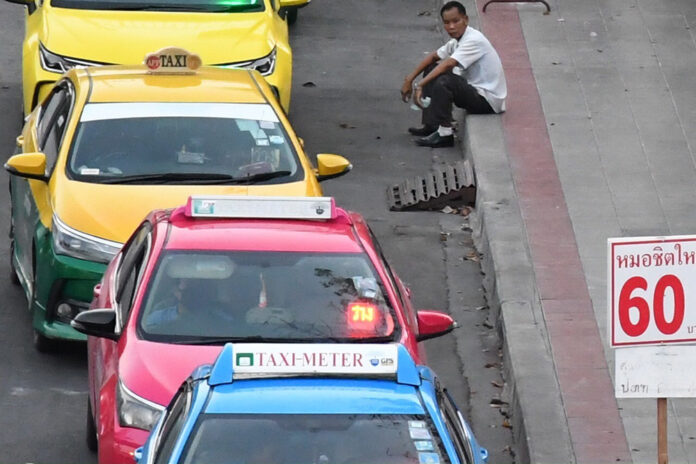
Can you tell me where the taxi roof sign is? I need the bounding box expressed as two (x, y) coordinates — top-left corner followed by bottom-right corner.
(207, 343), (422, 386)
(144, 47), (201, 74)
(185, 195), (336, 220)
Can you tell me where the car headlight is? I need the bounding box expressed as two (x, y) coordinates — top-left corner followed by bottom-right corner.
(217, 47), (277, 76)
(117, 379), (165, 431)
(39, 42), (108, 74)
(52, 215), (122, 264)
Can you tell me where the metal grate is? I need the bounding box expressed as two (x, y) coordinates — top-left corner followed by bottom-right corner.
(387, 160), (476, 211)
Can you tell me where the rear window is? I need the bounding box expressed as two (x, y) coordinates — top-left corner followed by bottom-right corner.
(180, 414), (450, 464)
(137, 251), (400, 344)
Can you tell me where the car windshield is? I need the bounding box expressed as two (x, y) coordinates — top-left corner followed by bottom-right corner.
(67, 103), (300, 184)
(180, 414), (450, 464)
(51, 0), (265, 12)
(137, 251), (400, 343)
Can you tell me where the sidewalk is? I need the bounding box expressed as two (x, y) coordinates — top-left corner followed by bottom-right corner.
(464, 0), (696, 462)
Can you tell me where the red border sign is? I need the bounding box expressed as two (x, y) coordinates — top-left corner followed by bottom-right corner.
(609, 235), (696, 347)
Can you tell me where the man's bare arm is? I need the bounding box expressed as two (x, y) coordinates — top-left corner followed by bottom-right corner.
(412, 57), (459, 108)
(401, 51), (440, 102)
(417, 57), (459, 88)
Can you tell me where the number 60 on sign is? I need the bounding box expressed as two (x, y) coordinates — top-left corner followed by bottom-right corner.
(608, 236), (696, 347)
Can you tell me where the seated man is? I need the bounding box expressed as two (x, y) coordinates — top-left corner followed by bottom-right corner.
(145, 278), (234, 336)
(401, 1), (507, 148)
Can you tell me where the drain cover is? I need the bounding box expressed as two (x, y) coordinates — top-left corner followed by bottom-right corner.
(387, 160), (476, 211)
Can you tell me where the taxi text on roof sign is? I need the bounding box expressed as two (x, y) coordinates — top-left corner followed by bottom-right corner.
(231, 343), (398, 376)
(186, 195), (336, 220)
(144, 47), (202, 74)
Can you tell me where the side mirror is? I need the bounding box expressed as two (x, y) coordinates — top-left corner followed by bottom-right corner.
(316, 154), (352, 182)
(416, 310), (457, 341)
(5, 0), (36, 13)
(71, 308), (118, 340)
(133, 446), (143, 463)
(4, 152), (48, 181)
(480, 447), (489, 463)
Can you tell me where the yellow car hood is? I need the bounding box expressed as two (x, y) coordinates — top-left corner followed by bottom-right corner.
(52, 179), (314, 243)
(43, 8), (275, 64)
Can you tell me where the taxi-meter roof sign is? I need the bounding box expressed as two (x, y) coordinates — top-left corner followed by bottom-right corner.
(144, 47), (202, 74)
(231, 343), (398, 376)
(185, 195), (336, 220)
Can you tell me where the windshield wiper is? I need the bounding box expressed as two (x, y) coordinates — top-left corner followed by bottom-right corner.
(98, 172), (232, 184)
(98, 171), (291, 185)
(347, 335), (395, 343)
(233, 170), (292, 184)
(104, 4), (242, 12)
(52, 0), (263, 11)
(170, 336), (305, 345)
(168, 334), (351, 345)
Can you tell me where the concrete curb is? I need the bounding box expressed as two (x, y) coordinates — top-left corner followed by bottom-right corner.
(460, 114), (575, 464)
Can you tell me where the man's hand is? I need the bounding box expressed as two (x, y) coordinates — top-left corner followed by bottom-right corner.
(401, 78), (413, 102)
(402, 51), (440, 102)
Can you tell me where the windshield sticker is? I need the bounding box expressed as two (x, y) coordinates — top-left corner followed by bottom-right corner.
(409, 428), (431, 440)
(418, 452), (440, 464)
(177, 148), (206, 164)
(236, 120), (260, 132)
(259, 121), (275, 129)
(413, 441), (434, 451)
(409, 421), (427, 429)
(193, 200), (215, 216)
(80, 168), (100, 175)
(255, 138), (270, 146)
(269, 135), (284, 145)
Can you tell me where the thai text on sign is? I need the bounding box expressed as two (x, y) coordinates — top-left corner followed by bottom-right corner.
(615, 345), (696, 398)
(608, 235), (696, 347)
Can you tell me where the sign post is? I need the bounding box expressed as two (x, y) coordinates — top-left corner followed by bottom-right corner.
(658, 398), (667, 464)
(609, 235), (696, 464)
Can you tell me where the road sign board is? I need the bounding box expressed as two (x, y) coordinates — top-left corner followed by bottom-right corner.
(608, 235), (696, 347)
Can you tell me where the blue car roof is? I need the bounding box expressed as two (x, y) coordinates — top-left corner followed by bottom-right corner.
(204, 377), (425, 415)
(145, 344), (488, 464)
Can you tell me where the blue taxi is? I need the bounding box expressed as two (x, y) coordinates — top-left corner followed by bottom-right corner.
(134, 343), (488, 464)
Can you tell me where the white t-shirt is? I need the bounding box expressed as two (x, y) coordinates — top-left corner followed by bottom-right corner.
(437, 27), (507, 113)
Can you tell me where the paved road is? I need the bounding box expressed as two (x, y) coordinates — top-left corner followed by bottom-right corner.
(0, 1), (513, 462)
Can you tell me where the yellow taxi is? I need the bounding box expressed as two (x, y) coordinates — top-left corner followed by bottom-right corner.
(7, 0), (309, 114)
(4, 48), (351, 351)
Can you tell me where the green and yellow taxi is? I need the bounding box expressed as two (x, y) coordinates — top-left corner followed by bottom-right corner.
(6, 0), (309, 114)
(5, 48), (351, 351)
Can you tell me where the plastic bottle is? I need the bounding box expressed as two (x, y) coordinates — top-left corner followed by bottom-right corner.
(410, 96), (431, 111)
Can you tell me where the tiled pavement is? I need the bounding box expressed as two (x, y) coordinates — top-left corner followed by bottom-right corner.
(465, 0), (696, 462)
